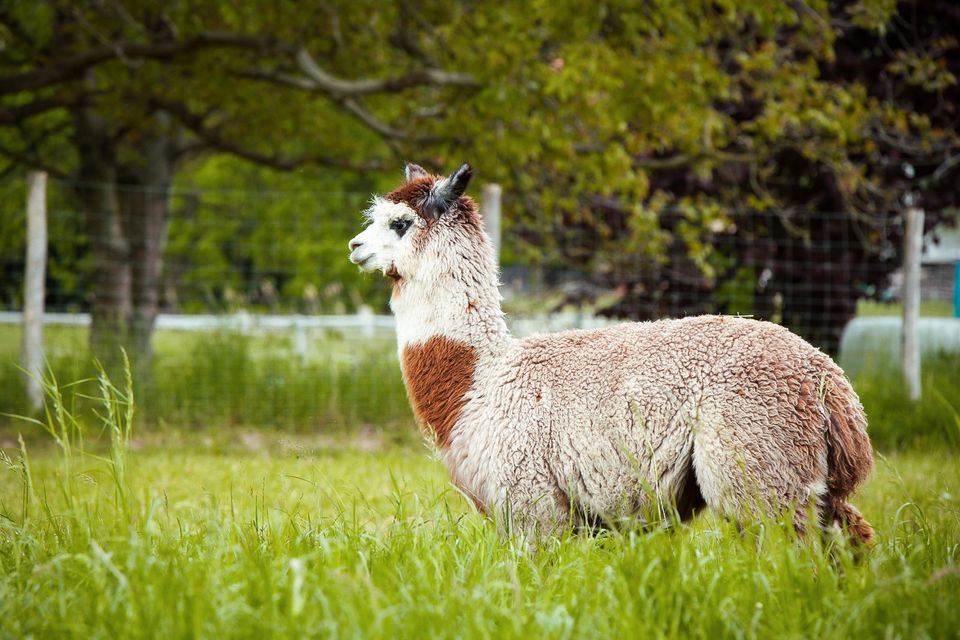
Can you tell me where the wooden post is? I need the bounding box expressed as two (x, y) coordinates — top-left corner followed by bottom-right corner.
(22, 171), (48, 412)
(481, 183), (502, 268)
(901, 207), (924, 402)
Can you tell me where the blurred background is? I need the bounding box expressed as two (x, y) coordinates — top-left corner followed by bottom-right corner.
(0, 0), (958, 448)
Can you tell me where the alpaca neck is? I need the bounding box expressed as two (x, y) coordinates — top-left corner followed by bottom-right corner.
(392, 267), (508, 449)
(391, 269), (511, 356)
(389, 221), (509, 449)
(390, 213), (511, 355)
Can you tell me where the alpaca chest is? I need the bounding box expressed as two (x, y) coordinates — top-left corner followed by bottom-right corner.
(400, 336), (479, 448)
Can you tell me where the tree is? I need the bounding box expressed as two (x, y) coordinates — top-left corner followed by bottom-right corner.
(0, 0), (476, 370)
(3, 0), (958, 361)
(437, 0), (960, 350)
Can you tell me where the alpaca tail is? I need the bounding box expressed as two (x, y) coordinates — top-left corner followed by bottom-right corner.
(828, 501), (874, 544)
(822, 370), (875, 544)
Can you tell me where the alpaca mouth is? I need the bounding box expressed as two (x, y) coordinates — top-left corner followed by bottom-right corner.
(350, 252), (374, 270)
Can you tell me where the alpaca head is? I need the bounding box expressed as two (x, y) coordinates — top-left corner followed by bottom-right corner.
(349, 163), (483, 283)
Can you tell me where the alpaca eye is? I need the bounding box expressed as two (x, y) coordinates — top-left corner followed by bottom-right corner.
(390, 218), (412, 237)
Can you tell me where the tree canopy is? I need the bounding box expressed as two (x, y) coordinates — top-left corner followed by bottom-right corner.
(1, 0), (958, 353)
(0, 0), (479, 365)
(435, 0), (958, 256)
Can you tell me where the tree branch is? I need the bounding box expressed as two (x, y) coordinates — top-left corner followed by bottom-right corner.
(238, 47), (478, 97)
(933, 152), (960, 182)
(237, 58), (461, 142)
(237, 68), (318, 90)
(0, 32), (293, 96)
(296, 46), (477, 93)
(0, 96), (78, 125)
(0, 140), (70, 179)
(338, 97), (443, 142)
(154, 98), (384, 172)
(2, 26), (479, 100)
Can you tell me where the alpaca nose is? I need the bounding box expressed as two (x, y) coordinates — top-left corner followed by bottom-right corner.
(349, 239), (362, 251)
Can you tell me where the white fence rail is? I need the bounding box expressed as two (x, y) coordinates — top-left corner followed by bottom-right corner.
(0, 310), (396, 334)
(0, 309), (623, 338)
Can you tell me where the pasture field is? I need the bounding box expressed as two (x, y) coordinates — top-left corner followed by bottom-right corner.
(0, 324), (410, 432)
(1, 323), (959, 450)
(855, 299), (955, 318)
(1, 372), (959, 639)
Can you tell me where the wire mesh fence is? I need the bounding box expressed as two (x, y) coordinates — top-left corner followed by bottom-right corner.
(1, 179), (382, 315)
(1, 176), (957, 430)
(505, 208), (907, 353)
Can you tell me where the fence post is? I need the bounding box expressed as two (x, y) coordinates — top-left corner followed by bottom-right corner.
(481, 183), (502, 269)
(901, 207), (924, 402)
(22, 171), (48, 412)
(954, 260), (959, 319)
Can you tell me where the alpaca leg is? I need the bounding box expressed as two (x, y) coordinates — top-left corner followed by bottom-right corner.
(690, 402), (828, 533)
(791, 489), (828, 539)
(494, 486), (571, 542)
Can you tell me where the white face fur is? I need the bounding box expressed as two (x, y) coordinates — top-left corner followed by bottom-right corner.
(348, 197), (425, 278)
(348, 163), (475, 283)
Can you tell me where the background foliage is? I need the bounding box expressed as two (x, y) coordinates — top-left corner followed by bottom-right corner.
(1, 0), (958, 353)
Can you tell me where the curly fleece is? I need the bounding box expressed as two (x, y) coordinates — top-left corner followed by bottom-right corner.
(351, 168), (874, 543)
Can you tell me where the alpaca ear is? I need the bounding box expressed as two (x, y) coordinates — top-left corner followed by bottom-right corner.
(431, 162), (473, 208)
(427, 162), (472, 217)
(404, 163), (429, 182)
(443, 163), (473, 200)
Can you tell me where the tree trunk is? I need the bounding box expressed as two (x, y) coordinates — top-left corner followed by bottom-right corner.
(74, 108), (174, 377)
(76, 152), (132, 371)
(124, 112), (173, 374)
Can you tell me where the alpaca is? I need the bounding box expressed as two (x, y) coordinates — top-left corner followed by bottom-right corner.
(348, 162), (874, 543)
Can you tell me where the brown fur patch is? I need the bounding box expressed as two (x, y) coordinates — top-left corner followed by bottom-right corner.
(385, 175), (482, 230)
(401, 336), (478, 449)
(385, 177), (434, 217)
(821, 369), (875, 543)
(454, 197), (482, 231)
(829, 500), (875, 544)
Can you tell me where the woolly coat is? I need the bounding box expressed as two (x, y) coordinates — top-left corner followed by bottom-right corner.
(445, 315), (871, 538)
(349, 168), (874, 542)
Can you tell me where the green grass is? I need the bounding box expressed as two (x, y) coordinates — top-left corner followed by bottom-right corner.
(0, 324), (411, 432)
(856, 299), (955, 318)
(852, 353), (960, 450)
(4, 324), (960, 451)
(1, 370), (959, 639)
